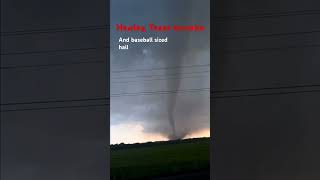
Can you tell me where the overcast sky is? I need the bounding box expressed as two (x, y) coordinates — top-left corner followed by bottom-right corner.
(111, 0), (210, 144)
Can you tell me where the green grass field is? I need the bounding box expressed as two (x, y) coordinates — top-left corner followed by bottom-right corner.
(111, 138), (210, 180)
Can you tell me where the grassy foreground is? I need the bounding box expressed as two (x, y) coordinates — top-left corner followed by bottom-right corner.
(111, 137), (210, 180)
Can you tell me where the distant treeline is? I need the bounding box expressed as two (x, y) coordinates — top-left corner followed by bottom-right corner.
(110, 137), (210, 151)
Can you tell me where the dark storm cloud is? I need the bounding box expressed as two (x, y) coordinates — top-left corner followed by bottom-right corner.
(111, 0), (210, 139)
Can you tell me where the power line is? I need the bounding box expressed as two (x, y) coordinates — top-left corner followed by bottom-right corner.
(215, 29), (320, 40)
(1, 104), (108, 112)
(1, 97), (107, 106)
(1, 89), (210, 111)
(111, 64), (209, 73)
(218, 43), (320, 54)
(111, 88), (210, 97)
(111, 70), (209, 80)
(214, 9), (320, 21)
(213, 84), (320, 93)
(1, 88), (210, 105)
(111, 75), (209, 84)
(1, 46), (108, 56)
(1, 25), (109, 36)
(1, 59), (105, 70)
(212, 88), (320, 99)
